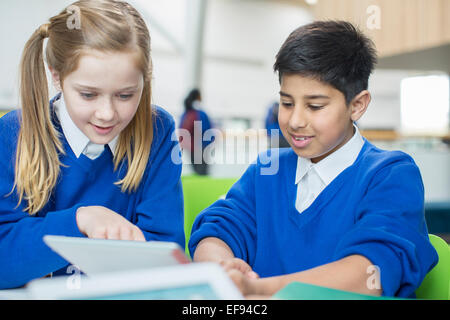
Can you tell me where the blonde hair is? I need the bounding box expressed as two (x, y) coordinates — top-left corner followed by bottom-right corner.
(15, 0), (154, 214)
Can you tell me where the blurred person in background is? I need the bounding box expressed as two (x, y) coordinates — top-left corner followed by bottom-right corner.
(179, 88), (213, 175)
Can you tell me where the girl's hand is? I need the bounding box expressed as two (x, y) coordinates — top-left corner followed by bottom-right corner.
(76, 206), (145, 241)
(219, 258), (259, 279)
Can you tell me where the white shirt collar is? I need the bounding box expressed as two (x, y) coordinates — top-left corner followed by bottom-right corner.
(295, 124), (364, 185)
(53, 93), (118, 159)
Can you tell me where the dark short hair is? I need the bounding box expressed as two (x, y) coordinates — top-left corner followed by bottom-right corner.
(274, 20), (377, 104)
(184, 88), (201, 111)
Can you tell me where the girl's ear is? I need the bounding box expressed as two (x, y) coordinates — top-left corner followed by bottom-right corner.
(48, 66), (62, 91)
(350, 90), (371, 122)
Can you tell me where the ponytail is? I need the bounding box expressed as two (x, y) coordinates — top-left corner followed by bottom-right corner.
(14, 23), (64, 214)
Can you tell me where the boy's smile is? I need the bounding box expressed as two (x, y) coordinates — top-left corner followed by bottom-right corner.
(290, 134), (314, 148)
(278, 74), (367, 163)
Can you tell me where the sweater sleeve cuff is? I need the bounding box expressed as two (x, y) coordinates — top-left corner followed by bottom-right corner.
(42, 204), (86, 238)
(188, 222), (243, 260)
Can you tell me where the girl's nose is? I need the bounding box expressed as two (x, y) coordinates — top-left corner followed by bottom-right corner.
(95, 97), (115, 122)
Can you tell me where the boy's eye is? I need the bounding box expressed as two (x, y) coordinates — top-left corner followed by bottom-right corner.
(308, 104), (324, 110)
(80, 92), (97, 100)
(281, 101), (294, 108)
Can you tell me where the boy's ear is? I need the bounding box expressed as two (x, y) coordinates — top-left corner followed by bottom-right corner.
(48, 66), (62, 91)
(350, 90), (371, 122)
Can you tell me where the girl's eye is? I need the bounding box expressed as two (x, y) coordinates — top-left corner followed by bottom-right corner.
(308, 104), (324, 110)
(118, 94), (133, 100)
(80, 92), (96, 100)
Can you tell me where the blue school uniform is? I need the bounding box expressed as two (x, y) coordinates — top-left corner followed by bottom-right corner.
(189, 141), (438, 298)
(0, 94), (184, 289)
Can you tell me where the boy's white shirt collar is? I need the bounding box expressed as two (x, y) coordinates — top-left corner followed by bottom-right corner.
(53, 93), (118, 159)
(295, 124), (364, 185)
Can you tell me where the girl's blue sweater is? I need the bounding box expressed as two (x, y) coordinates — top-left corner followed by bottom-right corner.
(0, 102), (184, 289)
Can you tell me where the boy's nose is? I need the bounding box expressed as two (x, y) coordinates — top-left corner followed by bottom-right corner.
(288, 106), (307, 129)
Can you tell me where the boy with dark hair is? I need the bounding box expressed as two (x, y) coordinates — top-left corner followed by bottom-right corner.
(188, 21), (437, 298)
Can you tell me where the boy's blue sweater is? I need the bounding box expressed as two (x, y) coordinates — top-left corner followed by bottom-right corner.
(189, 144), (438, 297)
(0, 102), (184, 289)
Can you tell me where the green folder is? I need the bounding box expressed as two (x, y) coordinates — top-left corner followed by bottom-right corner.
(272, 282), (401, 300)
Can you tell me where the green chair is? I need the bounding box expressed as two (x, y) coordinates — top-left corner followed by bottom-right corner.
(415, 234), (450, 300)
(181, 175), (237, 256)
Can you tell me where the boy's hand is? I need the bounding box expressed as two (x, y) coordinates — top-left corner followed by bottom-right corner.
(219, 258), (259, 279)
(76, 206), (145, 241)
(228, 269), (261, 296)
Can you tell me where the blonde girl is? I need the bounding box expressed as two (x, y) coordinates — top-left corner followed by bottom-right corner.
(0, 0), (184, 289)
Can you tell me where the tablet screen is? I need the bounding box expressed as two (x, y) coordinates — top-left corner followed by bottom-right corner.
(43, 235), (190, 275)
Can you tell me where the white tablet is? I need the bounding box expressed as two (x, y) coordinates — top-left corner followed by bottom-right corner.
(26, 263), (244, 300)
(43, 235), (190, 275)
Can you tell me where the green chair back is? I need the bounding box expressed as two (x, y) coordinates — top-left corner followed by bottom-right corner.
(181, 175), (237, 256)
(415, 234), (450, 300)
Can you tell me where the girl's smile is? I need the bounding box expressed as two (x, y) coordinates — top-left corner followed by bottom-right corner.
(91, 123), (115, 135)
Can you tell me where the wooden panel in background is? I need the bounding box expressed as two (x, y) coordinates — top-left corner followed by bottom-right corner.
(312, 0), (450, 57)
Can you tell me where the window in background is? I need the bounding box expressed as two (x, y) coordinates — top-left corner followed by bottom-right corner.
(400, 74), (449, 135)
